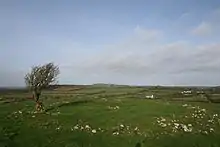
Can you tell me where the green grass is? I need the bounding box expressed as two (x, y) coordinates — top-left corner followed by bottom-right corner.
(0, 86), (220, 147)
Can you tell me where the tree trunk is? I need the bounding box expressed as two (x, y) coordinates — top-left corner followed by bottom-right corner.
(33, 91), (44, 111)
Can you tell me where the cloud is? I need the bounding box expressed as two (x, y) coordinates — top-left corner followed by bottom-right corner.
(179, 12), (190, 20)
(60, 26), (220, 85)
(61, 26), (162, 71)
(191, 22), (213, 36)
(1, 25), (220, 86)
(190, 8), (220, 38)
(78, 42), (220, 75)
(133, 25), (162, 42)
(212, 7), (220, 18)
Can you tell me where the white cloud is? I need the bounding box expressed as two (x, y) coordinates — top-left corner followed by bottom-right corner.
(179, 12), (190, 20)
(60, 26), (220, 86)
(191, 22), (213, 36)
(190, 8), (220, 38)
(212, 7), (220, 18)
(1, 25), (220, 86)
(77, 42), (220, 75)
(134, 25), (162, 42)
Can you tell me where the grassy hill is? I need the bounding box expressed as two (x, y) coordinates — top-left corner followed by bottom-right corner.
(0, 85), (220, 147)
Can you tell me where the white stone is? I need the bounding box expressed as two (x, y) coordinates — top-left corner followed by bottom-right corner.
(92, 129), (97, 133)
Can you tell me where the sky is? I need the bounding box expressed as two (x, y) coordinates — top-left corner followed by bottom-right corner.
(1, 0), (220, 87)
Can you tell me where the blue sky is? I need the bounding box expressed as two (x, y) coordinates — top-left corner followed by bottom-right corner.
(1, 0), (220, 86)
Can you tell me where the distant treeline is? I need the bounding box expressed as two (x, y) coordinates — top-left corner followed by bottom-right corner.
(0, 88), (28, 94)
(0, 84), (219, 94)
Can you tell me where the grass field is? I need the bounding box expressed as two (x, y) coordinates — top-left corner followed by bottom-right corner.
(0, 85), (220, 147)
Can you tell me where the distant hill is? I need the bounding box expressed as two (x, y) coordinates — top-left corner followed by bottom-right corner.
(48, 84), (87, 91)
(92, 83), (131, 87)
(0, 87), (28, 94)
(1, 84), (219, 93)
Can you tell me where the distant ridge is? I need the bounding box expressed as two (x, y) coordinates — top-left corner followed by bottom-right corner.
(0, 84), (219, 92)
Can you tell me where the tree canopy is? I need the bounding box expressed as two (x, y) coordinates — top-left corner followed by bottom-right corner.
(25, 62), (60, 92)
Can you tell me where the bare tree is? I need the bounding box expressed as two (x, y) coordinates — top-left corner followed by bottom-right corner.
(25, 63), (60, 111)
